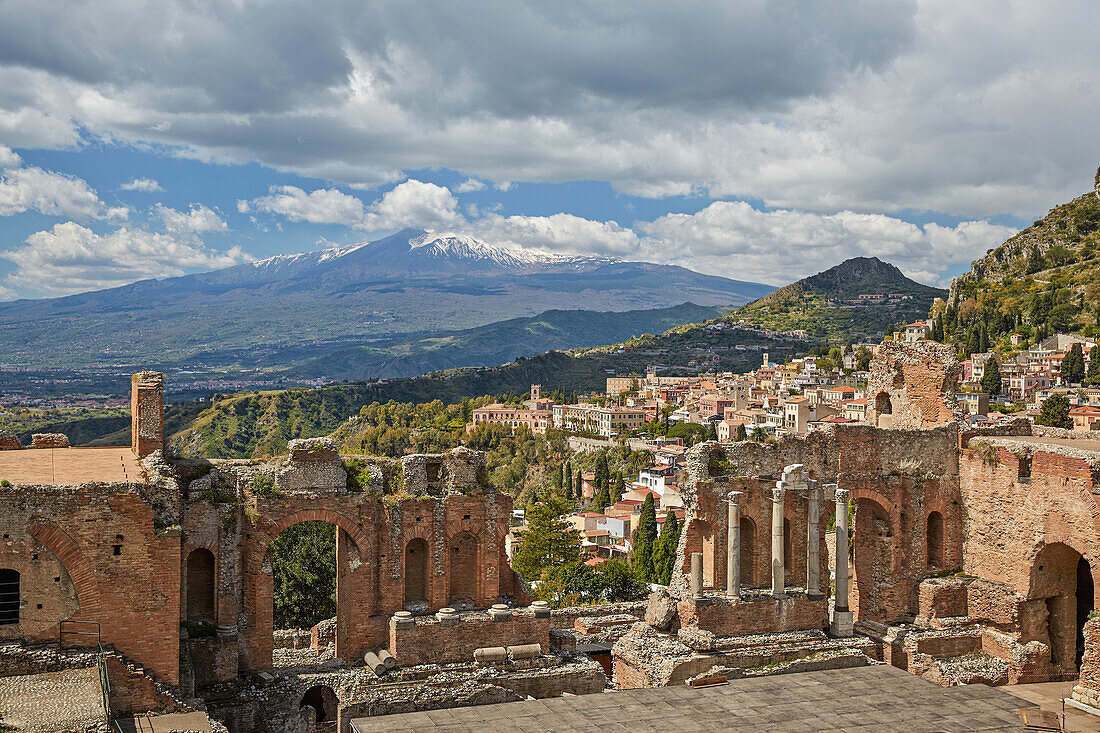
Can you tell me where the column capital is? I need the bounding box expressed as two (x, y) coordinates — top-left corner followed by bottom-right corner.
(771, 485), (785, 502)
(726, 490), (743, 505)
(834, 487), (850, 503)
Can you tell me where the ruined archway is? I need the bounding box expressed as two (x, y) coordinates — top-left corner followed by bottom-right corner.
(1029, 543), (1094, 675)
(404, 538), (429, 606)
(185, 548), (216, 625)
(242, 509), (370, 672)
(875, 392), (893, 428)
(852, 497), (893, 622)
(739, 517), (756, 587)
(299, 684), (339, 726)
(448, 532), (479, 607)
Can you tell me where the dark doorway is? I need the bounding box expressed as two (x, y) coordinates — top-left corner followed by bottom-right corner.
(926, 512), (944, 570)
(299, 684), (338, 724)
(740, 517), (756, 587)
(185, 549), (216, 624)
(405, 538), (429, 605)
(1077, 557), (1094, 669)
(0, 569), (18, 625)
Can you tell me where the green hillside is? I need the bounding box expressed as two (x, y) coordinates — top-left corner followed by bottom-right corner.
(934, 176), (1100, 350)
(727, 257), (945, 344)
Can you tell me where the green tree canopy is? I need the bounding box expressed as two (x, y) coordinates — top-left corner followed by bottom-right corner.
(631, 494), (659, 582)
(735, 423), (748, 442)
(651, 510), (682, 585)
(512, 499), (582, 582)
(1087, 348), (1100, 386)
(980, 357), (1002, 396)
(1036, 393), (1073, 429)
(533, 559), (647, 607)
(1063, 343), (1086, 384)
(272, 521), (336, 629)
(854, 346), (873, 371)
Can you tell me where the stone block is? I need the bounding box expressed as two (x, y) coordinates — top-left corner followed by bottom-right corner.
(31, 433), (69, 449)
(644, 588), (678, 631)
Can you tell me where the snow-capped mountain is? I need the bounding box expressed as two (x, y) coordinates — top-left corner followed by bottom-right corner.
(0, 227), (775, 369)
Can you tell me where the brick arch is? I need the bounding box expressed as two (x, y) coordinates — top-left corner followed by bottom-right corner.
(848, 490), (900, 622)
(447, 519), (484, 538)
(27, 523), (103, 617)
(253, 509), (370, 567)
(400, 522), (434, 542)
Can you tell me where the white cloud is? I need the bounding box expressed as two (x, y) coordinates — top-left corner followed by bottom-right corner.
(154, 203), (228, 235)
(0, 146), (20, 169)
(472, 213), (639, 257)
(0, 221), (250, 298)
(239, 185), (366, 227)
(119, 177), (163, 192)
(0, 164), (127, 221)
(241, 179), (463, 231)
(1, 1), (1095, 218)
(365, 180), (462, 230)
(636, 202), (1016, 286)
(455, 178), (486, 193)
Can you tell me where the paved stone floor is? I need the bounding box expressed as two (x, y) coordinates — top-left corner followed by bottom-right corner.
(350, 665), (1066, 732)
(0, 666), (102, 732)
(1000, 681), (1098, 732)
(116, 711), (213, 732)
(0, 446), (144, 485)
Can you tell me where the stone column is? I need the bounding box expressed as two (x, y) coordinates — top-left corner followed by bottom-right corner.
(771, 483), (786, 596)
(726, 491), (742, 597)
(691, 552), (704, 599)
(805, 482), (821, 598)
(831, 487), (854, 637)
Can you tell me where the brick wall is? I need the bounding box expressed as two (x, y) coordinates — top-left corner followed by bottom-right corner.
(388, 614), (550, 665)
(677, 593), (826, 637)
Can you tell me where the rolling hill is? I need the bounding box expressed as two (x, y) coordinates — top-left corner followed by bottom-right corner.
(726, 257), (946, 343)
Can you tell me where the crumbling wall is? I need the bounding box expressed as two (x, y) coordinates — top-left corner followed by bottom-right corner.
(131, 371), (165, 458)
(0, 483), (182, 684)
(864, 341), (962, 429)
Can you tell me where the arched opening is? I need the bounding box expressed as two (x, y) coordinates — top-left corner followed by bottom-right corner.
(185, 549), (216, 625)
(926, 512), (944, 570)
(739, 517), (756, 587)
(853, 498), (893, 622)
(1029, 543), (1093, 674)
(875, 392), (892, 414)
(449, 532), (479, 607)
(271, 522), (337, 632)
(1077, 557), (1094, 669)
(299, 684), (339, 725)
(0, 569), (18, 625)
(783, 518), (793, 573)
(405, 538), (429, 606)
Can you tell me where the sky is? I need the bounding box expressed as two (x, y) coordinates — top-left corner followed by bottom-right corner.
(0, 0), (1097, 301)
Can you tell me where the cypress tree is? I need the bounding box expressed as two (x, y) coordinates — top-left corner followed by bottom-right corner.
(705, 421), (718, 442)
(980, 357), (1002, 396)
(1063, 343), (1086, 384)
(575, 470), (583, 501)
(610, 471), (624, 504)
(978, 323), (989, 353)
(593, 452), (610, 502)
(931, 315), (944, 342)
(735, 423), (748, 442)
(632, 494), (659, 582)
(966, 326), (981, 356)
(652, 510), (681, 585)
(1087, 348), (1100, 386)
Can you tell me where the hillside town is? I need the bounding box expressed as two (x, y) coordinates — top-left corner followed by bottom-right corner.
(481, 326), (1100, 567)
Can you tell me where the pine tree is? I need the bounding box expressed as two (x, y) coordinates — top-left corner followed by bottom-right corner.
(735, 423), (748, 442)
(980, 357), (1002, 396)
(1063, 343), (1086, 384)
(512, 500), (582, 582)
(632, 494), (659, 582)
(651, 510), (681, 585)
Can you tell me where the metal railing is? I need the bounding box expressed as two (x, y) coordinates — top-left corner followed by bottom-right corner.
(59, 621), (123, 732)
